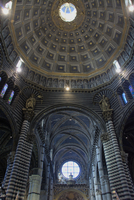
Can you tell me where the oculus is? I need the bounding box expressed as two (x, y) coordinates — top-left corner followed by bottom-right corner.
(62, 161), (80, 178)
(51, 0), (85, 31)
(59, 3), (77, 22)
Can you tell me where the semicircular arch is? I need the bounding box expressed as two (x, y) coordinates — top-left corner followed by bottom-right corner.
(55, 188), (88, 200)
(30, 103), (106, 139)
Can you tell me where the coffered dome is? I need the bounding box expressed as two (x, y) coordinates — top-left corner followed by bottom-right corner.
(2, 0), (130, 79)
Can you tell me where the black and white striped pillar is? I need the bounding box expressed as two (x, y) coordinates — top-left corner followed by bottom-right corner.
(101, 116), (134, 200)
(2, 151), (15, 192)
(6, 109), (35, 200)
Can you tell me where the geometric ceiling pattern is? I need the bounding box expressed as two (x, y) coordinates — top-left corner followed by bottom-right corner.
(8, 0), (128, 77)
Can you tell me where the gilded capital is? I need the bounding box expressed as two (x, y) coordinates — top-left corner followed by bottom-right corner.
(22, 109), (35, 122)
(102, 109), (113, 121)
(100, 132), (109, 142)
(27, 132), (35, 143)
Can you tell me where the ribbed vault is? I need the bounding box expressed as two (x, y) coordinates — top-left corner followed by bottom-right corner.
(34, 105), (105, 184)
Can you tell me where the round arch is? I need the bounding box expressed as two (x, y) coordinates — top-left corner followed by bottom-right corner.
(30, 103), (106, 176)
(54, 188), (88, 200)
(30, 103), (106, 137)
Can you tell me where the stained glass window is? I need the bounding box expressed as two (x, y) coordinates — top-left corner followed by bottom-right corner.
(8, 91), (14, 104)
(122, 93), (128, 104)
(59, 3), (77, 22)
(62, 161), (80, 178)
(0, 84), (8, 98)
(129, 85), (134, 98)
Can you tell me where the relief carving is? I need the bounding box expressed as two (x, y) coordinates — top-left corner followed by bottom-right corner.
(23, 94), (36, 121)
(100, 132), (109, 142)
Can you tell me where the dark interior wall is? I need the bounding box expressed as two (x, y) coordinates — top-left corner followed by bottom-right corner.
(1, 42), (134, 150)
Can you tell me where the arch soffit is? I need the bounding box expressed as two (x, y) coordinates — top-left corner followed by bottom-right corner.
(30, 103), (106, 134)
(55, 188), (88, 200)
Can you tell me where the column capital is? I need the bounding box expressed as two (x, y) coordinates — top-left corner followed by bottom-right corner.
(102, 109), (113, 122)
(100, 132), (109, 142)
(27, 132), (35, 143)
(101, 175), (109, 184)
(22, 108), (35, 122)
(96, 189), (102, 195)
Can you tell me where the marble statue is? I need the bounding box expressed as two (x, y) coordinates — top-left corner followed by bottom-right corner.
(77, 80), (83, 88)
(96, 76), (102, 86)
(40, 76), (46, 87)
(27, 71), (34, 81)
(26, 94), (36, 110)
(99, 95), (110, 112)
(59, 79), (64, 88)
(83, 80), (88, 89)
(47, 78), (52, 87)
(34, 74), (40, 84)
(71, 80), (76, 88)
(53, 79), (58, 88)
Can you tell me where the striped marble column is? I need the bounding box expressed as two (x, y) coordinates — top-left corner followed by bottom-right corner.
(120, 151), (134, 198)
(96, 146), (111, 200)
(6, 108), (35, 200)
(101, 117), (133, 200)
(2, 151), (15, 191)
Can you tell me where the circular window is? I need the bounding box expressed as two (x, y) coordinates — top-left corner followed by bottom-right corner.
(59, 3), (77, 22)
(62, 161), (80, 178)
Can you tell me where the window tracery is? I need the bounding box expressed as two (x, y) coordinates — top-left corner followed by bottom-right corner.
(122, 93), (128, 104)
(8, 90), (14, 104)
(129, 85), (134, 98)
(62, 161), (80, 179)
(0, 84), (8, 98)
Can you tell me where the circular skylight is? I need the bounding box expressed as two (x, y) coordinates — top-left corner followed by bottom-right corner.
(59, 3), (77, 22)
(62, 161), (80, 178)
